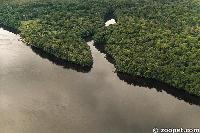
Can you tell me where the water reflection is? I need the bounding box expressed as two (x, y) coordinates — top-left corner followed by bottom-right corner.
(30, 46), (91, 73)
(30, 36), (200, 106)
(117, 72), (200, 106)
(93, 41), (200, 106)
(0, 28), (200, 133)
(0, 24), (19, 34)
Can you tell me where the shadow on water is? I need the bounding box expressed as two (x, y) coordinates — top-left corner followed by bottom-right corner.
(2, 25), (199, 106)
(118, 73), (200, 106)
(94, 41), (200, 106)
(30, 46), (92, 73)
(0, 24), (19, 34)
(0, 25), (91, 73)
(93, 42), (115, 64)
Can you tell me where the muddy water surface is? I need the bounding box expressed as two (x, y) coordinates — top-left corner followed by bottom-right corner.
(0, 28), (200, 133)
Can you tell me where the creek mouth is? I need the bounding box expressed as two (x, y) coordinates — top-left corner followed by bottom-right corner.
(0, 28), (200, 133)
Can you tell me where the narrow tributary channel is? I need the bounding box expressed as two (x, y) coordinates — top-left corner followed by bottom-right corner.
(0, 27), (199, 133)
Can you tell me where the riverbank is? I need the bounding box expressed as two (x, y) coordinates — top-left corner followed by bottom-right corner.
(1, 28), (200, 133)
(0, 0), (200, 96)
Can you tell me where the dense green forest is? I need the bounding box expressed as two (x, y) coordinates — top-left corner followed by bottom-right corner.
(0, 0), (111, 66)
(0, 0), (199, 96)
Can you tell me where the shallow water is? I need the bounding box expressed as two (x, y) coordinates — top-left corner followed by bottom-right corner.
(0, 28), (199, 133)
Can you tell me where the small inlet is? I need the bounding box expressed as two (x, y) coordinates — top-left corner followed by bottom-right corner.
(105, 19), (116, 27)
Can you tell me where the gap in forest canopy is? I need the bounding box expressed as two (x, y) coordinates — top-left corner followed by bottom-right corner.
(105, 19), (116, 27)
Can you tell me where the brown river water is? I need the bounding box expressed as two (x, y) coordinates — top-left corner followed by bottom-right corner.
(0, 28), (200, 133)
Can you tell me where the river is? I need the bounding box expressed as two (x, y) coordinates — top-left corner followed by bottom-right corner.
(0, 28), (199, 133)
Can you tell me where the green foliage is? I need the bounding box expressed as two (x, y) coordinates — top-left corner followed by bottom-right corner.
(0, 0), (109, 66)
(0, 0), (200, 96)
(94, 0), (200, 96)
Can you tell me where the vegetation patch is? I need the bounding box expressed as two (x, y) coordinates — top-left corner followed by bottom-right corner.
(94, 0), (200, 96)
(0, 0), (200, 96)
(0, 0), (111, 66)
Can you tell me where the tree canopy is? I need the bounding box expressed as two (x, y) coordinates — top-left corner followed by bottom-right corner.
(0, 0), (199, 96)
